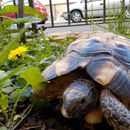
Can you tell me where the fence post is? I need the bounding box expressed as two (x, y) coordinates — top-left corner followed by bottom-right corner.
(103, 0), (106, 23)
(28, 0), (37, 33)
(66, 0), (70, 25)
(49, 0), (54, 27)
(18, 0), (26, 43)
(13, 0), (18, 19)
(0, 2), (3, 22)
(84, 0), (88, 24)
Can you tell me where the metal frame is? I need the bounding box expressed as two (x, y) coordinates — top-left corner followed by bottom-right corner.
(48, 0), (106, 28)
(0, 0), (127, 29)
(47, 0), (128, 28)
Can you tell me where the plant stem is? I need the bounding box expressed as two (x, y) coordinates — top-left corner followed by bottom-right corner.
(10, 84), (28, 127)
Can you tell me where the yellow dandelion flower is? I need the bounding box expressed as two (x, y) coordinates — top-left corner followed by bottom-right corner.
(8, 46), (28, 60)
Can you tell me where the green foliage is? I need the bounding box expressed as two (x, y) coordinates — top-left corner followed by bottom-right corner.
(0, 71), (12, 90)
(0, 2), (76, 129)
(0, 5), (45, 21)
(20, 67), (47, 91)
(100, 0), (130, 37)
(108, 0), (126, 33)
(0, 94), (8, 121)
(0, 65), (24, 83)
(0, 18), (72, 129)
(0, 39), (18, 66)
(0, 16), (43, 26)
(0, 127), (7, 130)
(0, 5), (46, 28)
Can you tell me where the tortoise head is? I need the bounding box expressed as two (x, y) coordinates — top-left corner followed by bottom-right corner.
(61, 79), (98, 118)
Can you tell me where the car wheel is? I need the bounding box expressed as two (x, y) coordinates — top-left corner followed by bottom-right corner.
(71, 10), (82, 23)
(126, 6), (130, 18)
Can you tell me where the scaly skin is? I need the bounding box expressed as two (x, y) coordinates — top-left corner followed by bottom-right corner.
(100, 89), (130, 130)
(62, 79), (99, 118)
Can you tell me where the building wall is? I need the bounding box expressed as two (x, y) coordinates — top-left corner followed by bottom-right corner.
(40, 0), (78, 6)
(46, 2), (75, 22)
(55, 4), (67, 21)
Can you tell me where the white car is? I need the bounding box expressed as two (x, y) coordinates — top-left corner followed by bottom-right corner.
(61, 0), (130, 23)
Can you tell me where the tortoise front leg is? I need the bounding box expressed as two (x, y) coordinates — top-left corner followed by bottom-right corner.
(100, 89), (130, 130)
(84, 107), (103, 130)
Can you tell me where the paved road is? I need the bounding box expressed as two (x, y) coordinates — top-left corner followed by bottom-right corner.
(10, 22), (108, 34)
(45, 24), (108, 34)
(43, 23), (108, 34)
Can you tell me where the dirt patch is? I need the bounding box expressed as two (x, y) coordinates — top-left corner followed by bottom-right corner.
(17, 104), (114, 130)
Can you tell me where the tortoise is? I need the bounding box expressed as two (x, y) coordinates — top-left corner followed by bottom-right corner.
(40, 32), (130, 130)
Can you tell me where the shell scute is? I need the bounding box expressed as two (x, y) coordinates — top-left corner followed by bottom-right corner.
(42, 32), (130, 98)
(113, 44), (130, 69)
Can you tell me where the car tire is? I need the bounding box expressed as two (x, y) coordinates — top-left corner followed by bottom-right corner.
(126, 7), (130, 18)
(71, 10), (82, 23)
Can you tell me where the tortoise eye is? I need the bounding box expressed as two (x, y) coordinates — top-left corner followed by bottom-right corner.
(80, 98), (86, 104)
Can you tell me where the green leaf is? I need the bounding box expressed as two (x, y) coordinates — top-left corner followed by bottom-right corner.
(0, 93), (8, 110)
(0, 5), (45, 26)
(0, 16), (43, 26)
(0, 65), (25, 93)
(0, 65), (24, 83)
(22, 86), (32, 97)
(20, 67), (47, 91)
(2, 86), (15, 94)
(9, 86), (32, 103)
(13, 114), (21, 121)
(0, 5), (45, 19)
(10, 89), (21, 103)
(0, 71), (12, 90)
(0, 93), (8, 121)
(0, 5), (18, 14)
(0, 127), (7, 130)
(0, 38), (18, 66)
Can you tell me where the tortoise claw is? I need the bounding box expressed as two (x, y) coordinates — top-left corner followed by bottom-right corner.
(100, 89), (130, 130)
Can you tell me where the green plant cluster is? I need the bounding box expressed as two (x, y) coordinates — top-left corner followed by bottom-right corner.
(0, 4), (75, 129)
(88, 0), (130, 37)
(107, 0), (130, 36)
(0, 21), (73, 130)
(102, 0), (130, 37)
(0, 5), (45, 26)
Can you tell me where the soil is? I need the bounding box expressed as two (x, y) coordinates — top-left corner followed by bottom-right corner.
(17, 101), (114, 130)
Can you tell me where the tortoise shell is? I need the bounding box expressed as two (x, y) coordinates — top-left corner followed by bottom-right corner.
(42, 32), (130, 99)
